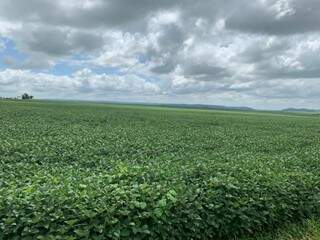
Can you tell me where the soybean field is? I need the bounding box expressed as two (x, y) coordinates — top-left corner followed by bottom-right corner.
(1, 100), (320, 239)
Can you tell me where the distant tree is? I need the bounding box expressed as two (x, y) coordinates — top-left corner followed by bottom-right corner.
(22, 93), (34, 100)
(22, 93), (29, 99)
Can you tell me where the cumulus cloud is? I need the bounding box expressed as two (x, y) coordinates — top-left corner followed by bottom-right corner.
(0, 69), (160, 98)
(0, 0), (320, 109)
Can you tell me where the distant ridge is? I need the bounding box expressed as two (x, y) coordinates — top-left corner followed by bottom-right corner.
(157, 103), (255, 111)
(282, 108), (319, 113)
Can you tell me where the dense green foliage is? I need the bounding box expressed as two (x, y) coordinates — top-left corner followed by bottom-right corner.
(1, 100), (320, 239)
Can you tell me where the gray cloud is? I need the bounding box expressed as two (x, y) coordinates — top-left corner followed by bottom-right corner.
(225, 0), (320, 35)
(0, 0), (177, 29)
(183, 64), (229, 79)
(26, 28), (71, 56)
(70, 31), (104, 52)
(10, 25), (105, 57)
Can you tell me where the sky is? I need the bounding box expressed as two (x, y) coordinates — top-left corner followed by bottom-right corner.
(0, 0), (320, 109)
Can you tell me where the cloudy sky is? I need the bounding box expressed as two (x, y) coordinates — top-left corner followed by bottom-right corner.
(0, 0), (320, 109)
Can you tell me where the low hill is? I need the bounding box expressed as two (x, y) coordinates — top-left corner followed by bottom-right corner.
(282, 108), (319, 113)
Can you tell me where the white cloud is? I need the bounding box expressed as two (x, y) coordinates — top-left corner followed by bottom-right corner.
(0, 69), (160, 98)
(93, 31), (148, 70)
(269, 0), (296, 19)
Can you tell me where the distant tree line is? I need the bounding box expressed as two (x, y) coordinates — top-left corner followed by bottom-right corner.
(0, 93), (34, 100)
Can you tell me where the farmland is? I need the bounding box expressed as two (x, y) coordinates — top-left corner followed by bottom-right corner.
(1, 100), (320, 239)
